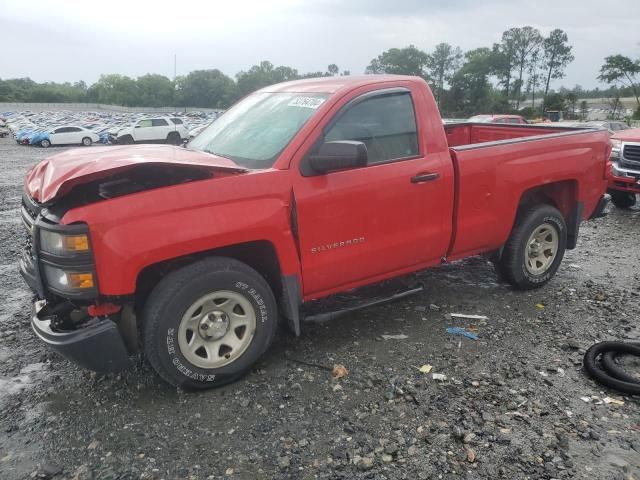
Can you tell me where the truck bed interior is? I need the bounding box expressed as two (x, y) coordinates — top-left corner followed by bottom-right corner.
(444, 123), (588, 149)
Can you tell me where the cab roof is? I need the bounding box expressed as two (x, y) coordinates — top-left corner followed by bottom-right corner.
(260, 75), (423, 94)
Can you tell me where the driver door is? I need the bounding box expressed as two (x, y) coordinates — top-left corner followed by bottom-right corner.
(292, 87), (453, 297)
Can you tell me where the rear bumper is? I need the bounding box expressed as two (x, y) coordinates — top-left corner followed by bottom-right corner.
(589, 194), (611, 219)
(31, 301), (131, 373)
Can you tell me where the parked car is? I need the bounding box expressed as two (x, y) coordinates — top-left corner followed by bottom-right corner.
(116, 117), (189, 145)
(38, 126), (100, 148)
(587, 120), (630, 135)
(20, 75), (610, 388)
(608, 127), (640, 208)
(468, 114), (528, 124)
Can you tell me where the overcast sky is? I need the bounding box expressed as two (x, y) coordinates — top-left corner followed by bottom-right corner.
(1, 0), (638, 89)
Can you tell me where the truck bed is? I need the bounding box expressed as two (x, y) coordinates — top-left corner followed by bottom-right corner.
(443, 123), (610, 260)
(444, 122), (587, 148)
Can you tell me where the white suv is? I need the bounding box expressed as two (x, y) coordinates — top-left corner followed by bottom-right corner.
(116, 117), (189, 145)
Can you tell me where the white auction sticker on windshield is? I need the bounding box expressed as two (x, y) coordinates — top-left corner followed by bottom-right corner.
(288, 97), (326, 109)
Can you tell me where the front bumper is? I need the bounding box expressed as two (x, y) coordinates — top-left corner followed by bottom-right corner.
(32, 300), (131, 373)
(609, 163), (640, 194)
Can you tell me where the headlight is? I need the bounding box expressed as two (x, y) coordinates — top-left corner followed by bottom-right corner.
(40, 230), (90, 255)
(610, 139), (622, 160)
(611, 161), (627, 178)
(42, 265), (95, 292)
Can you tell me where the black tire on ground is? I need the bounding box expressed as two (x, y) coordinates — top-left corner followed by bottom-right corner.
(118, 135), (134, 145)
(40, 139), (50, 148)
(167, 132), (181, 145)
(81, 137), (92, 146)
(142, 256), (278, 389)
(609, 191), (636, 209)
(494, 204), (567, 290)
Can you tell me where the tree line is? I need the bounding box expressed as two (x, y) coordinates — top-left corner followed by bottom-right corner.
(0, 62), (349, 110)
(1, 26), (639, 119)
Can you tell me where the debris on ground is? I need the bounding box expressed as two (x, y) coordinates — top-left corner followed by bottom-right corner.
(445, 327), (479, 340)
(449, 313), (488, 321)
(380, 334), (409, 340)
(331, 364), (349, 379)
(417, 364), (433, 374)
(432, 373), (448, 382)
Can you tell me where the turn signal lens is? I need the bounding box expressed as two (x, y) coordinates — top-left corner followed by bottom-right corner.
(62, 234), (90, 252)
(43, 265), (96, 293)
(68, 272), (95, 289)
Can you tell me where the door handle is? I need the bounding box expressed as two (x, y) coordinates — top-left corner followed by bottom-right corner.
(411, 172), (440, 183)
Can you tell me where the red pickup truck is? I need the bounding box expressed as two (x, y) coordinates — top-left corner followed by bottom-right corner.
(608, 127), (640, 208)
(20, 75), (611, 388)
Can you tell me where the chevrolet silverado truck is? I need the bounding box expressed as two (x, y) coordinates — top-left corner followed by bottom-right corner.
(608, 127), (640, 208)
(20, 75), (611, 389)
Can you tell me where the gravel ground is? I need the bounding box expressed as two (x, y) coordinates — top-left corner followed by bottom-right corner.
(0, 137), (638, 480)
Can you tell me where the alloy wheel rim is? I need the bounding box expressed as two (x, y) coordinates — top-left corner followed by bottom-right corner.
(525, 223), (558, 275)
(177, 290), (256, 369)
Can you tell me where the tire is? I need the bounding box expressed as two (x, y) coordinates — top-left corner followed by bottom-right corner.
(40, 139), (50, 148)
(167, 132), (181, 146)
(495, 204), (567, 290)
(82, 137), (92, 146)
(610, 191), (636, 209)
(583, 342), (640, 395)
(118, 135), (134, 145)
(142, 257), (278, 389)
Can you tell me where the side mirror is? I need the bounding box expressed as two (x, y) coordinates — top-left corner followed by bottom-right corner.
(309, 141), (368, 174)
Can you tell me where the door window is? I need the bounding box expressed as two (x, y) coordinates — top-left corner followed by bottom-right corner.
(137, 120), (152, 128)
(152, 119), (169, 127)
(324, 92), (419, 164)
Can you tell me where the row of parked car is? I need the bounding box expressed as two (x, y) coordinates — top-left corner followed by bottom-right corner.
(0, 110), (220, 148)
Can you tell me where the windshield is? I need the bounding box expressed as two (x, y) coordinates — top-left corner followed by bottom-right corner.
(189, 92), (329, 169)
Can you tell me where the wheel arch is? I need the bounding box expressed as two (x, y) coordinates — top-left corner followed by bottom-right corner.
(134, 240), (302, 335)
(515, 180), (581, 249)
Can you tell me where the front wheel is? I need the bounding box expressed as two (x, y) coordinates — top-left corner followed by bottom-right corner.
(40, 139), (50, 148)
(495, 204), (567, 290)
(610, 191), (636, 209)
(142, 257), (278, 389)
(81, 136), (92, 146)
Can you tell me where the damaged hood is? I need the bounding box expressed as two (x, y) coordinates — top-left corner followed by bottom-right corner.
(25, 144), (246, 203)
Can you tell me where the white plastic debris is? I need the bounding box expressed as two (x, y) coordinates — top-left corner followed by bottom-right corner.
(432, 373), (447, 382)
(449, 313), (488, 321)
(381, 334), (408, 340)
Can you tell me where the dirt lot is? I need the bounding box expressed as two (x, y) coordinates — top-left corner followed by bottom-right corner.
(0, 137), (638, 480)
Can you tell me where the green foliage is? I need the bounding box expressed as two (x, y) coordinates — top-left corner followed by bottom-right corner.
(598, 55), (640, 106)
(425, 43), (462, 103)
(86, 74), (138, 106)
(365, 45), (429, 78)
(175, 70), (236, 108)
(236, 61), (301, 98)
(541, 29), (574, 111)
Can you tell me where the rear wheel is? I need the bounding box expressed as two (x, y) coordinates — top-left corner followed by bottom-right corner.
(610, 191), (636, 209)
(82, 137), (92, 146)
(495, 204), (567, 289)
(142, 257), (278, 389)
(40, 139), (50, 148)
(167, 132), (181, 145)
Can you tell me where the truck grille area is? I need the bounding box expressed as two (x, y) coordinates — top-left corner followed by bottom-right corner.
(621, 143), (640, 168)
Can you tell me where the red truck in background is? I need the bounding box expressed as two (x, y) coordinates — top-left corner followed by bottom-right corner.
(20, 75), (611, 389)
(608, 127), (640, 208)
